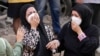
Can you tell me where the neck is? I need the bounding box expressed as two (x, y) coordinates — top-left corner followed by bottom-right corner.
(31, 27), (37, 30)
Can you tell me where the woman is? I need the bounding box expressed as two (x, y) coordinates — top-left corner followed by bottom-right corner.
(19, 4), (59, 56)
(49, 4), (99, 56)
(0, 28), (24, 56)
(58, 4), (99, 56)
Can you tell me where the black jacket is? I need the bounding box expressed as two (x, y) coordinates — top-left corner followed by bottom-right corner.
(58, 4), (99, 56)
(58, 23), (99, 56)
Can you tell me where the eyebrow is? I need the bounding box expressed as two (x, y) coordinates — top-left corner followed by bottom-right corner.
(27, 11), (36, 15)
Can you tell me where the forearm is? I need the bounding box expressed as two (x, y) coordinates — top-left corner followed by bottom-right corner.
(13, 42), (23, 56)
(79, 36), (99, 54)
(78, 32), (87, 41)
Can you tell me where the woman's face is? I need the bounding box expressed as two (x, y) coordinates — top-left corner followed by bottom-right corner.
(26, 7), (40, 24)
(71, 10), (82, 25)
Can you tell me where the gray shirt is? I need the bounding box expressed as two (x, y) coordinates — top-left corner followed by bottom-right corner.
(83, 0), (100, 4)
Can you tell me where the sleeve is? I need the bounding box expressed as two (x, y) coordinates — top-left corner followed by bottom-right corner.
(44, 25), (56, 41)
(4, 38), (14, 56)
(13, 42), (23, 56)
(78, 27), (99, 54)
(57, 24), (68, 52)
(4, 39), (23, 56)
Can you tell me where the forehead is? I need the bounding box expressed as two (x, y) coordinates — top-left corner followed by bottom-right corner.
(72, 10), (80, 16)
(26, 7), (36, 12)
(72, 10), (78, 14)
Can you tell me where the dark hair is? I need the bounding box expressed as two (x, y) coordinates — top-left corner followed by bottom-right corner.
(20, 4), (48, 39)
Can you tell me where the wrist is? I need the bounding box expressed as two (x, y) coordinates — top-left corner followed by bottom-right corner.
(17, 40), (21, 42)
(77, 30), (83, 35)
(78, 32), (87, 41)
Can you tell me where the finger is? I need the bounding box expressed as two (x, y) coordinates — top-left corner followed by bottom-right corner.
(35, 14), (38, 22)
(48, 42), (57, 49)
(18, 28), (23, 34)
(31, 15), (35, 21)
(17, 27), (21, 33)
(20, 27), (26, 33)
(46, 43), (51, 49)
(34, 14), (39, 22)
(17, 27), (25, 37)
(54, 43), (57, 49)
(37, 14), (39, 20)
(36, 14), (39, 21)
(46, 42), (52, 49)
(34, 14), (37, 20)
(53, 41), (59, 49)
(51, 43), (58, 49)
(50, 44), (57, 49)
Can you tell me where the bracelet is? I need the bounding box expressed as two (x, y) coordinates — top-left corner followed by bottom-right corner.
(78, 33), (87, 41)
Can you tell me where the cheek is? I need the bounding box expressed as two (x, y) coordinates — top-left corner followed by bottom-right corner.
(38, 19), (40, 23)
(26, 17), (31, 23)
(26, 17), (29, 22)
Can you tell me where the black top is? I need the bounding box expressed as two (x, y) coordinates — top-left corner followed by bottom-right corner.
(33, 33), (52, 56)
(58, 4), (99, 56)
(58, 23), (99, 56)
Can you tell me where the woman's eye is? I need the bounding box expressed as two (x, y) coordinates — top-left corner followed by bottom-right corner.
(33, 11), (37, 13)
(74, 14), (79, 17)
(28, 13), (31, 16)
(27, 11), (37, 16)
(28, 12), (34, 16)
(75, 15), (79, 17)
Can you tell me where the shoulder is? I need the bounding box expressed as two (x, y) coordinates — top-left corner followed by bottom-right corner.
(89, 25), (99, 31)
(85, 25), (99, 36)
(62, 22), (71, 30)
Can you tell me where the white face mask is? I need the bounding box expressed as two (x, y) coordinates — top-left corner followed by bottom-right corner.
(27, 13), (35, 22)
(71, 16), (82, 25)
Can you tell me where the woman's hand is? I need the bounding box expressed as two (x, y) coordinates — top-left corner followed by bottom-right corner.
(16, 27), (25, 42)
(71, 21), (83, 35)
(29, 13), (40, 30)
(46, 40), (60, 50)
